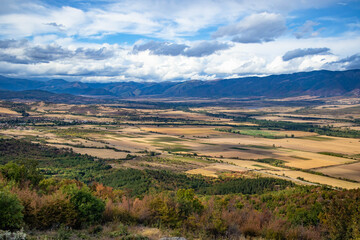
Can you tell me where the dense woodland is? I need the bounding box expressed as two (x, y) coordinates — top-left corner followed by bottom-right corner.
(1, 138), (360, 239)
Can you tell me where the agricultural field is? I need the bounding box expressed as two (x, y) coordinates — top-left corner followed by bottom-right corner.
(316, 162), (360, 182)
(1, 97), (360, 240)
(0, 107), (19, 115)
(1, 97), (360, 190)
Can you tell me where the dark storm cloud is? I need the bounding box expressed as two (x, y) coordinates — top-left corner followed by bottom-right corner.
(282, 48), (331, 61)
(133, 41), (230, 57)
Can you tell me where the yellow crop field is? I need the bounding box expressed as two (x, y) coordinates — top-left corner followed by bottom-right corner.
(186, 163), (249, 177)
(186, 168), (218, 177)
(44, 114), (114, 122)
(317, 162), (360, 182)
(141, 126), (219, 135)
(204, 135), (360, 155)
(0, 107), (19, 115)
(221, 158), (282, 170)
(47, 144), (129, 159)
(267, 170), (360, 189)
(276, 151), (355, 169)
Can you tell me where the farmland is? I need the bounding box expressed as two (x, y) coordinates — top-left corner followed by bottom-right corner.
(1, 96), (360, 190)
(1, 96), (360, 239)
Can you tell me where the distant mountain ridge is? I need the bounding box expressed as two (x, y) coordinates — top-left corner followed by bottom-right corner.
(0, 89), (107, 104)
(0, 69), (359, 99)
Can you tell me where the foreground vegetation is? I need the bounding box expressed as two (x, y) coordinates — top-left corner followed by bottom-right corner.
(0, 138), (359, 239)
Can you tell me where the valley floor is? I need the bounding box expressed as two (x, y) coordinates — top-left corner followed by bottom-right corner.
(1, 96), (360, 239)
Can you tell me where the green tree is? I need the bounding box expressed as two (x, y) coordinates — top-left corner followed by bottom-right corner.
(63, 185), (105, 227)
(0, 190), (24, 230)
(0, 161), (43, 186)
(176, 189), (203, 219)
(321, 192), (360, 240)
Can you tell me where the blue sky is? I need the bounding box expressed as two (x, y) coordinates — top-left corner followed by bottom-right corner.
(0, 0), (359, 82)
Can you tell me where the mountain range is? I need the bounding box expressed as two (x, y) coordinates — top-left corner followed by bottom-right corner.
(0, 69), (359, 101)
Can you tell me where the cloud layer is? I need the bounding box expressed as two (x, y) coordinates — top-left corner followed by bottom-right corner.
(0, 0), (359, 81)
(326, 54), (360, 70)
(133, 41), (231, 57)
(282, 48), (331, 61)
(1, 36), (359, 82)
(213, 12), (287, 43)
(0, 0), (343, 40)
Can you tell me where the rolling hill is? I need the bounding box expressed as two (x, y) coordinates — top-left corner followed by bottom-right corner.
(0, 89), (107, 104)
(0, 69), (359, 99)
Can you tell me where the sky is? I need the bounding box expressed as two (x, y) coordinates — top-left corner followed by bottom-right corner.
(0, 0), (359, 82)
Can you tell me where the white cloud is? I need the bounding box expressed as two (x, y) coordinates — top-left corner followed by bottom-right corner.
(325, 53), (360, 70)
(294, 20), (322, 39)
(0, 0), (344, 40)
(0, 0), (358, 82)
(133, 40), (231, 57)
(213, 12), (287, 43)
(282, 47), (331, 61)
(0, 35), (360, 81)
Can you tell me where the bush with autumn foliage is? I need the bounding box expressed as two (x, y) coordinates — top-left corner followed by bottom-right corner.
(1, 156), (360, 239)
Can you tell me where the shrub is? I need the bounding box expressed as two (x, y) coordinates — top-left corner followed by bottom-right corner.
(64, 185), (105, 227)
(11, 186), (43, 229)
(103, 199), (135, 224)
(88, 225), (103, 235)
(150, 194), (178, 227)
(108, 223), (129, 237)
(176, 189), (203, 219)
(55, 225), (72, 240)
(0, 190), (24, 230)
(36, 193), (78, 229)
(0, 161), (43, 186)
(38, 178), (60, 194)
(90, 182), (124, 202)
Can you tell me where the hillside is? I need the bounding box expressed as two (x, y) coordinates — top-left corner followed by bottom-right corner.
(0, 89), (106, 104)
(0, 69), (359, 99)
